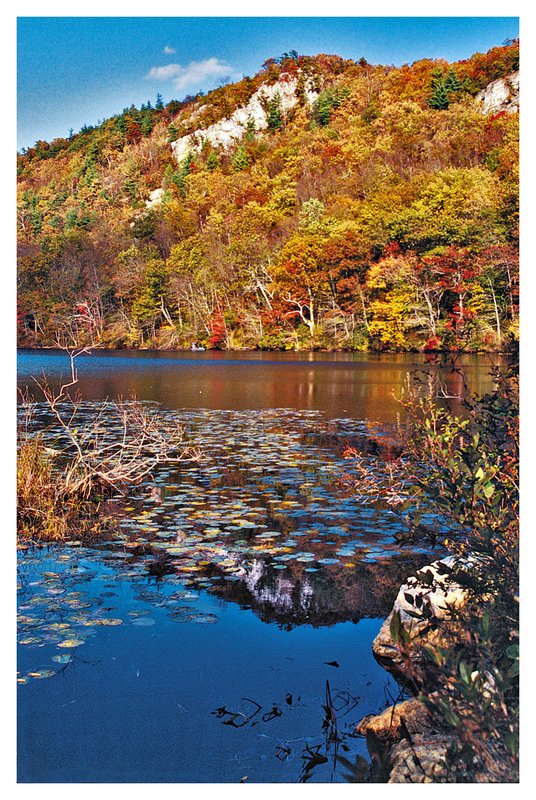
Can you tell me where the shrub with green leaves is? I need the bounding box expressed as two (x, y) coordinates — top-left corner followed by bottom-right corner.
(346, 356), (519, 781)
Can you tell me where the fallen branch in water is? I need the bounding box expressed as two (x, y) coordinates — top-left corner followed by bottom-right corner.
(17, 348), (201, 541)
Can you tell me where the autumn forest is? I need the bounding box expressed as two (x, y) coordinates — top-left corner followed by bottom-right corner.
(17, 41), (519, 353)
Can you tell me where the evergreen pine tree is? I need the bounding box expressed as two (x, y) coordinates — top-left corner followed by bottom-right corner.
(428, 69), (450, 110)
(313, 88), (348, 126)
(231, 145), (250, 172)
(115, 115), (127, 134)
(163, 164), (175, 188)
(429, 82), (450, 110)
(123, 159), (142, 204)
(314, 90), (335, 125)
(167, 122), (178, 143)
(206, 150), (220, 171)
(444, 68), (463, 93)
(173, 153), (194, 197)
(141, 116), (153, 137)
(244, 116), (256, 142)
(267, 92), (283, 132)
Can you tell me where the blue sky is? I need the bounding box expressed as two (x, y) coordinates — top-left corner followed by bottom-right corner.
(17, 14), (519, 151)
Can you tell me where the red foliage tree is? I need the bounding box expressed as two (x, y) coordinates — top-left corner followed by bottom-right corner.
(207, 313), (227, 349)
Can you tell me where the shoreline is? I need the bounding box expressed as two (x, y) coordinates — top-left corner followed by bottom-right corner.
(17, 343), (509, 356)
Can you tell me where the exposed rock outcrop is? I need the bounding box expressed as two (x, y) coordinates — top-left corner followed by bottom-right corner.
(357, 692), (507, 783)
(477, 71), (519, 114)
(372, 556), (469, 677)
(356, 556), (474, 782)
(171, 72), (319, 162)
(145, 187), (164, 209)
(357, 698), (455, 783)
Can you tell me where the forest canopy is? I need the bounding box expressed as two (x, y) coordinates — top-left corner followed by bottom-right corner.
(17, 42), (519, 352)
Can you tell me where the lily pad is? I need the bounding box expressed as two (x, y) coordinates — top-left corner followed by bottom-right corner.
(57, 638), (86, 648)
(193, 613), (218, 624)
(52, 654), (73, 664)
(19, 636), (43, 646)
(28, 669), (56, 680)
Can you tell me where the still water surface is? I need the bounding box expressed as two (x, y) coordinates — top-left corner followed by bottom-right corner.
(17, 348), (499, 420)
(17, 350), (499, 782)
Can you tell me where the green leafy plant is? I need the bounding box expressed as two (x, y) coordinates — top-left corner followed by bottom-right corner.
(344, 356), (519, 781)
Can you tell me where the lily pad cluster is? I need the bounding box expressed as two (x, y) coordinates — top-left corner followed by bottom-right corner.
(17, 547), (220, 684)
(114, 408), (422, 572)
(18, 405), (434, 681)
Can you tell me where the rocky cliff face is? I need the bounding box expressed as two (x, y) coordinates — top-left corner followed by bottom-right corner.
(169, 69), (520, 167)
(171, 72), (320, 162)
(477, 71), (519, 114)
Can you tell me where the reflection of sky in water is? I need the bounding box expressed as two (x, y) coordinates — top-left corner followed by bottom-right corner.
(17, 349), (371, 371)
(18, 404), (429, 782)
(18, 548), (398, 783)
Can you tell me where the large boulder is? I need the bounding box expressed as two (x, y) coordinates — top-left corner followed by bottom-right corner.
(359, 566), (468, 783)
(357, 693), (508, 783)
(356, 556), (502, 782)
(357, 698), (455, 783)
(356, 697), (431, 742)
(372, 556), (469, 676)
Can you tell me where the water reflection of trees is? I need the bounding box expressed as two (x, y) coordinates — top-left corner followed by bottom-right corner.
(208, 554), (431, 628)
(114, 546), (432, 629)
(18, 352), (503, 423)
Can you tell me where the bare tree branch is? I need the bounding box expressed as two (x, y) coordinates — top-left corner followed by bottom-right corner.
(27, 347), (201, 500)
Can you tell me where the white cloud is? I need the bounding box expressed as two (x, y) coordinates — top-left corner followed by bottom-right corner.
(146, 64), (183, 80)
(145, 57), (235, 91)
(163, 45), (176, 55)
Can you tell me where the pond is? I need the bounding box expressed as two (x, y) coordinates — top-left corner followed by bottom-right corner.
(17, 350), (500, 783)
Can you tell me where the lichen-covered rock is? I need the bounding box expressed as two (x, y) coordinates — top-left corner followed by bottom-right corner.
(357, 697), (508, 783)
(372, 556), (469, 674)
(387, 735), (454, 783)
(356, 698), (431, 742)
(171, 72), (319, 162)
(357, 554), (504, 782)
(477, 71), (519, 114)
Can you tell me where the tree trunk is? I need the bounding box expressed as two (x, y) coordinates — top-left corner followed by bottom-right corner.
(487, 278), (501, 343)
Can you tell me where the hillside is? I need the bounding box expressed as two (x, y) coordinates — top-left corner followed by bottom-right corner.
(17, 43), (519, 351)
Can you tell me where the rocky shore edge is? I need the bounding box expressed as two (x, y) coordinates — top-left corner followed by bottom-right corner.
(356, 557), (475, 783)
